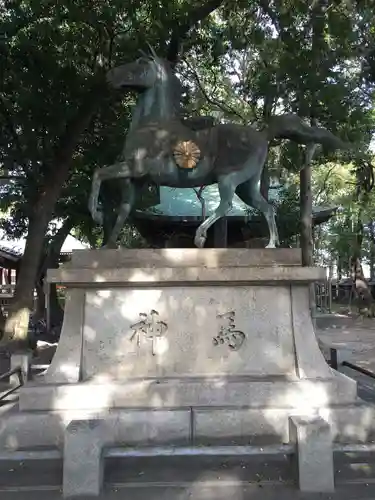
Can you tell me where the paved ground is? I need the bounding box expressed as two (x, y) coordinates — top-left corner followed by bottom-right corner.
(315, 312), (375, 402)
(1, 311), (375, 499)
(316, 312), (375, 375)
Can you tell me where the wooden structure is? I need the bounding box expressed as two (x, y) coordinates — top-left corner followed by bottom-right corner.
(0, 235), (87, 316)
(0, 245), (20, 315)
(0, 245), (20, 282)
(133, 185), (337, 248)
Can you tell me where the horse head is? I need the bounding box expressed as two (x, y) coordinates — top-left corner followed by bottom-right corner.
(107, 52), (176, 91)
(107, 51), (182, 121)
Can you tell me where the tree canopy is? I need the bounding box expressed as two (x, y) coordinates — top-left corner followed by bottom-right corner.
(0, 0), (375, 344)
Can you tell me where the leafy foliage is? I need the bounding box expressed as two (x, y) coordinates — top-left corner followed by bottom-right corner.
(0, 0), (374, 327)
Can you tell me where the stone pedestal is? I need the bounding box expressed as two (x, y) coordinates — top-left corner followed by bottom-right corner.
(1, 249), (375, 495)
(15, 249), (359, 416)
(20, 249), (356, 414)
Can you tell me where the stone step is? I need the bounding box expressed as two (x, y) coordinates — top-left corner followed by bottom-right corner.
(105, 455), (292, 485)
(0, 457), (62, 488)
(1, 453), (375, 490)
(2, 484), (375, 500)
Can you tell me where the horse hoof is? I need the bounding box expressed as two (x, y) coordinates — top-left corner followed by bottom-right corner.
(265, 243), (276, 249)
(194, 235), (206, 248)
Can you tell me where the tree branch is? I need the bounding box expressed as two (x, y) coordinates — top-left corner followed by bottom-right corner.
(257, 0), (293, 44)
(167, 0), (226, 64)
(184, 61), (246, 123)
(37, 217), (75, 282)
(0, 175), (25, 181)
(43, 80), (108, 195)
(314, 165), (336, 202)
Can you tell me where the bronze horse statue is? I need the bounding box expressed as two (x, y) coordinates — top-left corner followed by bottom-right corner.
(89, 51), (353, 248)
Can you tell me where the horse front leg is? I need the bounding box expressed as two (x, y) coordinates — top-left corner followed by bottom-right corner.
(89, 161), (131, 225)
(105, 180), (135, 249)
(194, 177), (236, 248)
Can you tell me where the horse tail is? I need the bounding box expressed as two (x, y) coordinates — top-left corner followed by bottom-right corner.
(265, 113), (350, 151)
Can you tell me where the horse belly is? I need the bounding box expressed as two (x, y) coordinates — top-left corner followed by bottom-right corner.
(214, 126), (267, 172)
(148, 156), (215, 188)
(125, 122), (216, 185)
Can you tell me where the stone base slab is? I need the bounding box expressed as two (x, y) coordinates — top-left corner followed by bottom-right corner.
(48, 265), (325, 286)
(1, 404), (375, 452)
(69, 248), (303, 268)
(19, 372), (357, 412)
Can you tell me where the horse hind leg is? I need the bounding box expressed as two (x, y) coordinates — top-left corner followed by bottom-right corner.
(236, 179), (279, 248)
(105, 180), (135, 248)
(194, 176), (236, 248)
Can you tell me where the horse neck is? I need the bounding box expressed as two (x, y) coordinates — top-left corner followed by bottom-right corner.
(140, 80), (180, 122)
(127, 93), (145, 135)
(125, 78), (181, 148)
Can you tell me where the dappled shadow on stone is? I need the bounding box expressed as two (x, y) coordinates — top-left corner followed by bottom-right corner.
(2, 248), (375, 498)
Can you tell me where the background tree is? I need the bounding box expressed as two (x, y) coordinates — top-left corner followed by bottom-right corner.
(1, 0), (375, 347)
(0, 0), (228, 348)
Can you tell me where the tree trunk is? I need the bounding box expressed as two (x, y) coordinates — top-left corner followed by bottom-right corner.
(35, 280), (46, 321)
(337, 257), (342, 281)
(313, 226), (319, 264)
(301, 0), (324, 268)
(369, 222), (375, 279)
(0, 84), (103, 351)
(2, 208), (50, 350)
(36, 218), (74, 326)
(348, 206), (372, 313)
(300, 144), (318, 320)
(300, 164), (313, 267)
(300, 143), (318, 268)
(350, 256), (374, 315)
(49, 283), (64, 325)
(167, 0), (226, 64)
(350, 205), (364, 262)
(260, 94), (273, 203)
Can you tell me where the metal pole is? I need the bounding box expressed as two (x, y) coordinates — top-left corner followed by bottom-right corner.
(342, 361), (375, 380)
